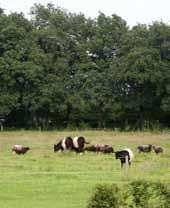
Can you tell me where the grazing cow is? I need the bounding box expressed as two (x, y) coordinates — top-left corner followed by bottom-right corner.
(54, 136), (73, 152)
(97, 144), (114, 154)
(12, 145), (30, 155)
(153, 146), (163, 154)
(84, 144), (101, 152)
(73, 136), (89, 153)
(137, 144), (152, 153)
(115, 148), (134, 168)
(87, 144), (104, 153)
(84, 145), (96, 152)
(85, 144), (114, 154)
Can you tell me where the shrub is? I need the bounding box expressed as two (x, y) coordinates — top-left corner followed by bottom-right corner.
(87, 184), (124, 208)
(87, 181), (169, 208)
(128, 180), (170, 208)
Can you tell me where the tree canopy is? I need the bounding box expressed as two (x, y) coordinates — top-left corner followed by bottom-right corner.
(0, 4), (170, 130)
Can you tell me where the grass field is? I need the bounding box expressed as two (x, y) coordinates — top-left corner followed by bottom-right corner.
(0, 130), (169, 208)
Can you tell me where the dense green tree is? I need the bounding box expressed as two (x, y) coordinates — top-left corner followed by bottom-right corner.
(110, 24), (169, 129)
(0, 4), (169, 129)
(148, 23), (170, 125)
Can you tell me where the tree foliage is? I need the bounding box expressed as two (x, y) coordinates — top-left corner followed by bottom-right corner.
(0, 4), (170, 129)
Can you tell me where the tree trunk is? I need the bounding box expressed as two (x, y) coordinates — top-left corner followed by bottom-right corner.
(0, 122), (3, 131)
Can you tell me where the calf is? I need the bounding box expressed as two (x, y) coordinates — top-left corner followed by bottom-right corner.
(54, 136), (73, 152)
(73, 136), (89, 153)
(153, 146), (163, 154)
(115, 148), (134, 168)
(12, 145), (30, 155)
(137, 144), (152, 153)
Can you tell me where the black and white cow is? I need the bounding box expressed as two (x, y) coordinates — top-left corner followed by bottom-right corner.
(54, 136), (73, 152)
(115, 148), (134, 168)
(73, 136), (89, 153)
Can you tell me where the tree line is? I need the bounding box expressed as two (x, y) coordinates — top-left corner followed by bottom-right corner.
(0, 4), (170, 130)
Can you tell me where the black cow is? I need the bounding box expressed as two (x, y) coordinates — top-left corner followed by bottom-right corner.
(12, 145), (30, 155)
(115, 148), (134, 168)
(54, 137), (73, 152)
(73, 136), (89, 153)
(137, 144), (152, 153)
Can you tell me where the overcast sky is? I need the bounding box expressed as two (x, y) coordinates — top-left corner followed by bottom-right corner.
(0, 0), (169, 27)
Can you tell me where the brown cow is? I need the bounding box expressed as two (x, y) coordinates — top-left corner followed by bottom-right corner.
(137, 144), (152, 153)
(85, 144), (114, 154)
(12, 145), (30, 155)
(153, 146), (163, 154)
(99, 145), (114, 154)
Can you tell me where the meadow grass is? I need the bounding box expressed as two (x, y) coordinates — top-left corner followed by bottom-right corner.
(0, 130), (169, 208)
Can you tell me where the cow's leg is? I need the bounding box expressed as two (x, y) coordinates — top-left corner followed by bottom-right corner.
(121, 161), (124, 169)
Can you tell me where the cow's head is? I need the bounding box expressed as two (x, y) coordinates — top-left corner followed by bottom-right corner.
(115, 151), (120, 159)
(54, 143), (61, 152)
(148, 144), (152, 148)
(108, 147), (114, 153)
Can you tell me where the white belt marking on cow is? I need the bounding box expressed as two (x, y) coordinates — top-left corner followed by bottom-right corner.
(73, 137), (79, 148)
(61, 138), (66, 150)
(13, 145), (23, 150)
(124, 148), (134, 162)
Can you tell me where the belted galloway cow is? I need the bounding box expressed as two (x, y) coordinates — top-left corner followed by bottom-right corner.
(54, 136), (73, 152)
(73, 136), (89, 153)
(115, 148), (134, 168)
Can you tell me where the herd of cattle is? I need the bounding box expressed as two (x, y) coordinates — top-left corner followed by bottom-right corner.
(12, 136), (163, 168)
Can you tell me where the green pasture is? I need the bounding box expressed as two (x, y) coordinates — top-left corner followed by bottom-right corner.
(0, 131), (169, 208)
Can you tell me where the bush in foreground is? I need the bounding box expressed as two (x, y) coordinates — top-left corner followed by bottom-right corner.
(129, 181), (170, 208)
(87, 181), (169, 208)
(87, 184), (124, 208)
